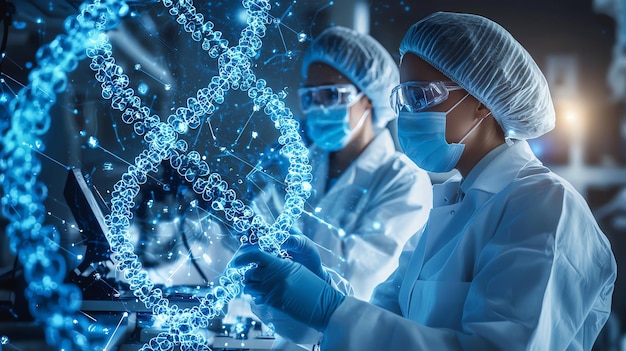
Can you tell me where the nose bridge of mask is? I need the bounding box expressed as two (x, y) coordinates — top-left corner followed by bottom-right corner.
(316, 92), (364, 122)
(305, 94), (368, 152)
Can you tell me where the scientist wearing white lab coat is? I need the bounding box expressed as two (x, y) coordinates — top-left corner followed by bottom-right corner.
(251, 26), (432, 301)
(233, 12), (617, 351)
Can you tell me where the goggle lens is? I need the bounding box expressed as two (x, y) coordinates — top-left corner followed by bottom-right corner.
(390, 81), (461, 114)
(298, 84), (359, 113)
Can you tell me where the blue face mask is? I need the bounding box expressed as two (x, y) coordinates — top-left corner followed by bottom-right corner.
(398, 93), (486, 173)
(305, 94), (369, 151)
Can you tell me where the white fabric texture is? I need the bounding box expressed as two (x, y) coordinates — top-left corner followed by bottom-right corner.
(321, 140), (616, 351)
(251, 129), (432, 301)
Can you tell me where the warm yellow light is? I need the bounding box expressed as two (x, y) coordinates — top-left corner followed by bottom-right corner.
(564, 110), (578, 123)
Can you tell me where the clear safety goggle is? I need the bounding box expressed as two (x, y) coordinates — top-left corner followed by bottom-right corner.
(389, 81), (463, 114)
(298, 84), (361, 113)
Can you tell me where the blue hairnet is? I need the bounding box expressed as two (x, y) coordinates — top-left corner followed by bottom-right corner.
(302, 26), (399, 131)
(399, 12), (555, 140)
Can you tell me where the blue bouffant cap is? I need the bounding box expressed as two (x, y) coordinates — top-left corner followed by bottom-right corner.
(303, 26), (400, 131)
(400, 12), (555, 140)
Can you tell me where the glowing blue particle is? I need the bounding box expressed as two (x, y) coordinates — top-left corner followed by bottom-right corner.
(164, 84), (172, 91)
(103, 162), (114, 171)
(134, 63), (142, 70)
(297, 32), (307, 42)
(79, 130), (87, 137)
(13, 20), (26, 29)
(237, 9), (248, 23)
(337, 228), (346, 237)
(314, 207), (322, 213)
(202, 254), (212, 264)
(251, 131), (258, 138)
(118, 3), (130, 17)
(138, 82), (149, 95)
(1, 335), (9, 345)
(87, 136), (99, 148)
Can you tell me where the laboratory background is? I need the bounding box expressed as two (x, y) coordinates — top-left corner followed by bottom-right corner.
(0, 0), (625, 350)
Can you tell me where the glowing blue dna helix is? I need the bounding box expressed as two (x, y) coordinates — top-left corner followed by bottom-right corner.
(1, 0), (312, 349)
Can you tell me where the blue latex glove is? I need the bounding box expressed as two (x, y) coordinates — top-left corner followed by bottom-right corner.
(231, 245), (345, 331)
(282, 232), (332, 284)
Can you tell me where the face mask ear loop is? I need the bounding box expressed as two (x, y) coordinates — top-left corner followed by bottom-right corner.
(458, 111), (492, 144)
(348, 92), (365, 107)
(446, 93), (471, 114)
(349, 108), (371, 134)
(345, 92), (368, 130)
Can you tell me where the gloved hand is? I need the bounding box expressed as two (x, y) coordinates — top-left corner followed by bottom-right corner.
(231, 245), (345, 332)
(282, 231), (332, 284)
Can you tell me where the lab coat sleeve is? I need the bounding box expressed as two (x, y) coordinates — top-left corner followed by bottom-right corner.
(248, 267), (352, 345)
(336, 168), (432, 300)
(323, 297), (468, 350)
(368, 230), (423, 315)
(321, 176), (616, 351)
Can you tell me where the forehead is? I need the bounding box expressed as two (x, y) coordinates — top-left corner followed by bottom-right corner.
(400, 53), (449, 83)
(304, 62), (352, 87)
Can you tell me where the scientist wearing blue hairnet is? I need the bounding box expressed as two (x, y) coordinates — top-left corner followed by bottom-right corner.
(251, 25), (432, 301)
(234, 12), (617, 351)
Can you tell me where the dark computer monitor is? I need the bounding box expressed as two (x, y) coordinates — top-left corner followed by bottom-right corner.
(63, 168), (111, 277)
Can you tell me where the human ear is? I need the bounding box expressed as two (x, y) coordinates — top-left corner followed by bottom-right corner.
(475, 102), (492, 120)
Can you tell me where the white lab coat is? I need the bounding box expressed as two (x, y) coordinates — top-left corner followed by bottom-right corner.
(252, 129), (433, 300)
(321, 140), (617, 351)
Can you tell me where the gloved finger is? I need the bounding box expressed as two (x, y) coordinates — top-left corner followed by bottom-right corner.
(242, 282), (267, 302)
(230, 245), (273, 269)
(243, 255), (294, 283)
(282, 234), (311, 254)
(242, 264), (268, 283)
(229, 244), (252, 269)
(289, 226), (303, 236)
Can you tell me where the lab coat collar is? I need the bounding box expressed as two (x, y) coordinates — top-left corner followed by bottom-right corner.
(348, 129), (397, 174)
(308, 129), (397, 201)
(468, 140), (542, 195)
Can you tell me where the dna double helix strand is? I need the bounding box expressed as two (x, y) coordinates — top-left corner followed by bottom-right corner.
(1, 0), (312, 349)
